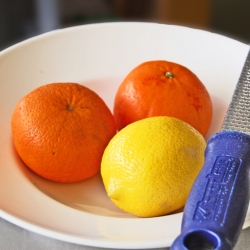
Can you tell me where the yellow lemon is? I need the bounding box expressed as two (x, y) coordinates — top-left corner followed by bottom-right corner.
(101, 116), (206, 217)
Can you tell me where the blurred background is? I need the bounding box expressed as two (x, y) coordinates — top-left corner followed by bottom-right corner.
(0, 0), (250, 51)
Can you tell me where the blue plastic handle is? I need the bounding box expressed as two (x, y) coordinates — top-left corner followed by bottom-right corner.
(171, 130), (250, 250)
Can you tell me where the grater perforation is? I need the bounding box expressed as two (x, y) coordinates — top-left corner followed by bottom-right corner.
(222, 49), (250, 134)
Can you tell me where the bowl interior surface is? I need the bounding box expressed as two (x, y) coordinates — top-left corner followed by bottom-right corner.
(0, 22), (249, 248)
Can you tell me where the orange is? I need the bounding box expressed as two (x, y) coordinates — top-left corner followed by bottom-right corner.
(11, 82), (117, 183)
(114, 60), (212, 136)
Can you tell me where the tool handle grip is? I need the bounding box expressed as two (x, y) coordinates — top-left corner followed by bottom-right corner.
(171, 130), (250, 250)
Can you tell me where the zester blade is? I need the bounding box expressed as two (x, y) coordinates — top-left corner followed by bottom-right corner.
(222, 49), (250, 134)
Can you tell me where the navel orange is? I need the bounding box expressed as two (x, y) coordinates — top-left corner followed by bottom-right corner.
(11, 82), (117, 183)
(114, 60), (212, 136)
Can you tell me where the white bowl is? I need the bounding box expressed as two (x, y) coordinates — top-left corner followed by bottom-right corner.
(0, 22), (249, 249)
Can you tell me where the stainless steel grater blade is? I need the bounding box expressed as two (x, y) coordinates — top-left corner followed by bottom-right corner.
(222, 49), (250, 134)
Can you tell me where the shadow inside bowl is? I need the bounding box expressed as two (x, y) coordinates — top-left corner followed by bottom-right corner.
(11, 141), (134, 218)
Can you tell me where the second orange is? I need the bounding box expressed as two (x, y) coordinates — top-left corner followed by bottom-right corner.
(114, 60), (212, 136)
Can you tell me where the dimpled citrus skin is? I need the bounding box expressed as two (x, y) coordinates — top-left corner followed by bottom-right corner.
(101, 116), (206, 217)
(11, 82), (117, 183)
(114, 60), (213, 136)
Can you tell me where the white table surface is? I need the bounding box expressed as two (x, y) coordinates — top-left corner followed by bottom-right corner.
(0, 216), (249, 250)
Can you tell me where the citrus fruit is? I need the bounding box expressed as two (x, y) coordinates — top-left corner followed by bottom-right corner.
(114, 60), (212, 136)
(101, 116), (206, 217)
(11, 82), (117, 183)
